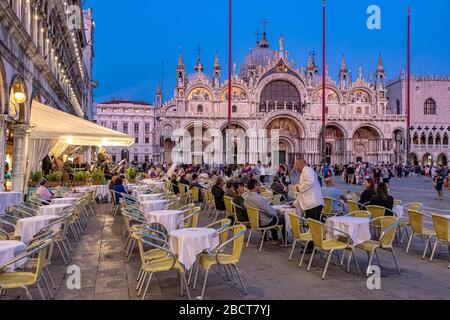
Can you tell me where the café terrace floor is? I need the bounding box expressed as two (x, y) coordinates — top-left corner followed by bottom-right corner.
(2, 177), (450, 300)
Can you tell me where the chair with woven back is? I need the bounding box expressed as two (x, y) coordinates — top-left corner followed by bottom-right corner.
(429, 214), (450, 262)
(223, 196), (235, 221)
(366, 205), (386, 236)
(405, 210), (436, 259)
(0, 238), (54, 300)
(320, 197), (344, 222)
(307, 219), (360, 279)
(193, 224), (248, 300)
(288, 214), (313, 268)
(246, 207), (282, 252)
(134, 231), (191, 300)
(177, 207), (201, 229)
(347, 200), (360, 214)
(230, 201), (250, 227)
(356, 216), (400, 274)
(191, 187), (201, 204)
(347, 211), (372, 219)
(271, 194), (283, 205)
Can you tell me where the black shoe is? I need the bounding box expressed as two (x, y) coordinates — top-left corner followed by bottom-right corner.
(300, 248), (313, 255)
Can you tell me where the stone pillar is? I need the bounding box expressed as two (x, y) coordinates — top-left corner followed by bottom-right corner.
(11, 124), (31, 192)
(0, 116), (7, 191)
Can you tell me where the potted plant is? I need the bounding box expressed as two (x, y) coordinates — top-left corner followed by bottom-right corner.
(29, 171), (44, 187)
(72, 171), (91, 186)
(90, 168), (105, 185)
(45, 171), (63, 187)
(126, 167), (137, 183)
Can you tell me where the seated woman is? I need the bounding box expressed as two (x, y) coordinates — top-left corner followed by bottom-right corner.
(358, 178), (376, 209)
(170, 174), (180, 195)
(369, 183), (394, 214)
(211, 177), (226, 211)
(270, 176), (290, 201)
(112, 177), (128, 204)
(36, 178), (54, 205)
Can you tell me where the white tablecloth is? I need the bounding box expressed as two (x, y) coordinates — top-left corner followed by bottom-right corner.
(75, 185), (110, 202)
(326, 216), (371, 246)
(0, 240), (27, 272)
(138, 194), (162, 202)
(272, 205), (298, 237)
(52, 198), (78, 205)
(169, 228), (219, 269)
(38, 204), (71, 216)
(132, 189), (150, 198)
(14, 215), (61, 244)
(145, 210), (183, 233)
(0, 191), (23, 214)
(140, 200), (167, 213)
(393, 205), (404, 219)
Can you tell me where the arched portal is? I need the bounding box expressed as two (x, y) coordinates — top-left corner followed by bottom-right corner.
(221, 123), (248, 165)
(325, 125), (346, 165)
(352, 126), (380, 163)
(266, 117), (301, 166)
(422, 153), (433, 167)
(164, 139), (174, 164)
(437, 154), (448, 167)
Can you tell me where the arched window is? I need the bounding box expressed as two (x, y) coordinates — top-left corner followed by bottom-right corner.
(444, 134), (449, 146)
(396, 99), (401, 114)
(424, 98), (436, 115)
(260, 80), (301, 113)
(356, 107), (362, 114)
(428, 134), (434, 146)
(232, 105), (237, 113)
(197, 105), (203, 113)
(413, 133), (419, 145)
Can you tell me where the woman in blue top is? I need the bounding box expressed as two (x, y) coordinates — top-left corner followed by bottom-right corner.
(112, 177), (128, 204)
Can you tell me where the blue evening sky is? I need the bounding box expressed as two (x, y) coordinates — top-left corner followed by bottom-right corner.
(88, 0), (450, 104)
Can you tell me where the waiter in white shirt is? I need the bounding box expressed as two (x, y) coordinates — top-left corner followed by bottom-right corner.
(293, 159), (324, 221)
(293, 159), (324, 252)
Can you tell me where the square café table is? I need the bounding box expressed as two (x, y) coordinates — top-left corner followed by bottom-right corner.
(14, 215), (61, 244)
(326, 216), (371, 246)
(139, 200), (167, 214)
(0, 240), (27, 272)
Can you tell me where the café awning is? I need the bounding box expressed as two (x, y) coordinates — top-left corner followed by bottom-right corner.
(30, 101), (135, 147)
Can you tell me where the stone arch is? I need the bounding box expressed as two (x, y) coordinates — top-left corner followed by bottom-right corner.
(264, 115), (305, 139)
(437, 153), (448, 167)
(410, 152), (419, 165)
(261, 112), (307, 138)
(0, 58), (7, 115)
(422, 153), (433, 166)
(311, 85), (344, 104)
(351, 123), (383, 139)
(346, 86), (375, 104)
(219, 84), (249, 102)
(255, 73), (307, 104)
(187, 86), (215, 102)
(326, 122), (348, 139)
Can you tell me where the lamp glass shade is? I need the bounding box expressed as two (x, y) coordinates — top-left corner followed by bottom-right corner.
(13, 91), (27, 104)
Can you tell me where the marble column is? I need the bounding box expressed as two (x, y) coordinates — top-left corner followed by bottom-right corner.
(0, 116), (7, 191)
(11, 124), (31, 192)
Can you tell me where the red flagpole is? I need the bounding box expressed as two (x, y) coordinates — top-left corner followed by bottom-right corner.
(322, 0), (326, 164)
(228, 0), (232, 129)
(407, 6), (411, 163)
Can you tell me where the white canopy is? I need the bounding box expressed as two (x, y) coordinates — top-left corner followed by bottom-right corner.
(30, 101), (135, 147)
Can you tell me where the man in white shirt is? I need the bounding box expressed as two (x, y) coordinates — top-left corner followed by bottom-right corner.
(293, 159), (324, 221)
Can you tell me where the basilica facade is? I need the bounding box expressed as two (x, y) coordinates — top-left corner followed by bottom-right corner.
(156, 30), (407, 166)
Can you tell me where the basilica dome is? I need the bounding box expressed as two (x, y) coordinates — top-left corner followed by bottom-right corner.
(187, 71), (212, 84)
(240, 32), (274, 76)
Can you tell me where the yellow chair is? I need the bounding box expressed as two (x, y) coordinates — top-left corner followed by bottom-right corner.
(430, 214), (450, 262)
(366, 205), (386, 235)
(205, 218), (232, 248)
(271, 194), (282, 205)
(178, 183), (190, 204)
(406, 203), (424, 211)
(135, 232), (190, 300)
(193, 225), (248, 300)
(230, 202), (250, 227)
(0, 239), (53, 300)
(347, 200), (360, 214)
(321, 197), (343, 221)
(223, 196), (234, 219)
(307, 219), (360, 279)
(348, 211), (372, 219)
(191, 187), (201, 204)
(246, 207), (282, 252)
(177, 207), (201, 229)
(288, 213), (313, 268)
(405, 210), (436, 259)
(356, 216), (400, 274)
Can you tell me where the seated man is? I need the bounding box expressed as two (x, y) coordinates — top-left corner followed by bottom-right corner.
(190, 174), (204, 203)
(321, 177), (347, 213)
(232, 182), (249, 223)
(244, 179), (285, 243)
(270, 176), (290, 202)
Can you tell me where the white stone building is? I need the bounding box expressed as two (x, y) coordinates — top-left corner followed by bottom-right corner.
(95, 100), (159, 164)
(0, 0), (95, 191)
(387, 75), (450, 166)
(156, 30), (407, 166)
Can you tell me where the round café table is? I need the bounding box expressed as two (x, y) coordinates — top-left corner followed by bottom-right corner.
(52, 198), (78, 205)
(138, 194), (162, 202)
(169, 228), (219, 270)
(139, 200), (167, 214)
(14, 215), (61, 244)
(0, 240), (27, 272)
(144, 210), (183, 234)
(326, 216), (371, 246)
(38, 204), (71, 216)
(0, 191), (23, 215)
